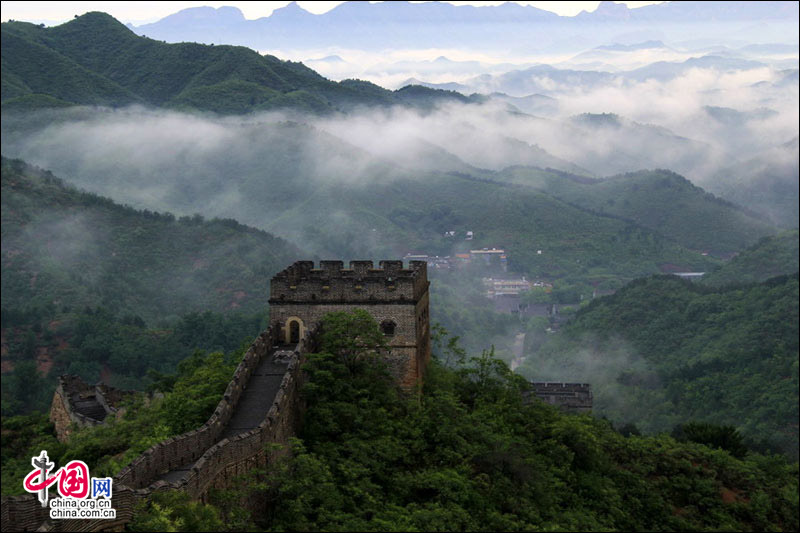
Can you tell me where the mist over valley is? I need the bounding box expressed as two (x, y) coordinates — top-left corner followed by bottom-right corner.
(1, 3), (799, 530)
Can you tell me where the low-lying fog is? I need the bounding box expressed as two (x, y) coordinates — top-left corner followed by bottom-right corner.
(3, 58), (796, 230)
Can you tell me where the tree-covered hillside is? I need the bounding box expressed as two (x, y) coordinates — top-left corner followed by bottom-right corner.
(1, 306), (265, 416)
(702, 230), (799, 286)
(518, 274), (800, 459)
(2, 157), (297, 414)
(128, 312), (798, 532)
(2, 348), (243, 495)
(499, 167), (778, 257)
(1, 12), (471, 114)
(3, 311), (797, 531)
(1, 157), (298, 321)
(709, 137), (800, 229)
(1, 114), (721, 289)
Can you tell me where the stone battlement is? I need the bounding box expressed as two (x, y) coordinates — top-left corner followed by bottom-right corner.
(269, 260), (430, 388)
(269, 260), (428, 304)
(2, 325), (315, 532)
(525, 382), (593, 412)
(3, 261), (432, 531)
(49, 375), (132, 442)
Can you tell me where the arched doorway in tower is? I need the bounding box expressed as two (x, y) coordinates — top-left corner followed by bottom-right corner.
(285, 317), (304, 344)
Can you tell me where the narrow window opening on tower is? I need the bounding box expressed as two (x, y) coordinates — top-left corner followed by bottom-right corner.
(381, 320), (396, 337)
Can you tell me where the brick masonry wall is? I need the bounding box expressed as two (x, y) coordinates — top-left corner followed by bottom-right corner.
(271, 302), (422, 385)
(49, 385), (76, 443)
(525, 382), (593, 411)
(269, 260), (429, 305)
(115, 326), (281, 489)
(269, 260), (431, 388)
(2, 260), (433, 531)
(93, 384), (129, 415)
(49, 377), (104, 443)
(1, 325), (316, 532)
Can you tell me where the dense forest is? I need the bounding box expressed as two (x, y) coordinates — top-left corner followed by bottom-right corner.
(518, 274), (800, 459)
(3, 312), (797, 530)
(1, 8), (797, 531)
(1, 156), (292, 415)
(497, 166), (777, 256)
(1, 306), (266, 415)
(5, 311), (783, 531)
(1, 156), (297, 320)
(1, 12), (469, 114)
(702, 230), (800, 286)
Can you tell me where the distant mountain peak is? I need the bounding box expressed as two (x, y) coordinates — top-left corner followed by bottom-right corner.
(579, 1), (632, 20)
(309, 55), (345, 63)
(596, 40), (667, 51)
(596, 1), (631, 13)
(65, 11), (137, 36)
(155, 6), (245, 23)
(272, 1), (312, 18)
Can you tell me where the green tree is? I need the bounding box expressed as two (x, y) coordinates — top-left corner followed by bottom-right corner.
(673, 422), (749, 458)
(318, 309), (387, 374)
(129, 491), (224, 532)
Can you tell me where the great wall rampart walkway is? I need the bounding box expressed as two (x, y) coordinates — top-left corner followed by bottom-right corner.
(1, 326), (319, 532)
(156, 345), (296, 484)
(1, 260), (590, 532)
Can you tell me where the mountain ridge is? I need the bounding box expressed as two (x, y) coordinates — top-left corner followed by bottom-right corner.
(126, 1), (799, 53)
(1, 156), (300, 321)
(1, 12), (475, 114)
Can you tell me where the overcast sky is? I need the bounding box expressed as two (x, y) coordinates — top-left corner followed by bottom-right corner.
(1, 1), (666, 25)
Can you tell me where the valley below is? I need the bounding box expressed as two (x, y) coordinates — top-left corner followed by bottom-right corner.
(1, 3), (798, 531)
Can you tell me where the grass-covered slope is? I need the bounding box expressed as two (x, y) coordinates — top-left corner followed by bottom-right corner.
(702, 230), (799, 286)
(1, 13), (470, 114)
(519, 274), (799, 459)
(500, 167), (778, 257)
(1, 157), (299, 321)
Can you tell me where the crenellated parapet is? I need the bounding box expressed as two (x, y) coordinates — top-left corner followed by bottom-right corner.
(2, 325), (316, 532)
(49, 375), (133, 442)
(269, 260), (431, 389)
(269, 260), (428, 304)
(115, 326), (283, 490)
(525, 382), (593, 412)
(2, 260), (432, 532)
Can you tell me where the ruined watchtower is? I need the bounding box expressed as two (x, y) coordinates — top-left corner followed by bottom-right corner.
(268, 260), (431, 388)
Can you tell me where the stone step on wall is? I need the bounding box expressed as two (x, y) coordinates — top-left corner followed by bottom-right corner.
(71, 398), (107, 421)
(221, 350), (295, 439)
(2, 315), (319, 531)
(153, 347), (293, 484)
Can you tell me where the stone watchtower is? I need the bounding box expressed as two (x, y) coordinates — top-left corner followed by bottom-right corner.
(269, 260), (431, 388)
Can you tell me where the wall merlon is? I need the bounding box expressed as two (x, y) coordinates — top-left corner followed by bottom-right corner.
(379, 259), (403, 274)
(7, 263), (430, 531)
(350, 260), (373, 274)
(273, 260), (426, 281)
(530, 382), (592, 391)
(526, 382), (593, 411)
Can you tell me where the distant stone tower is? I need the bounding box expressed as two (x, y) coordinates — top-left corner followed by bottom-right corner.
(269, 260), (431, 388)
